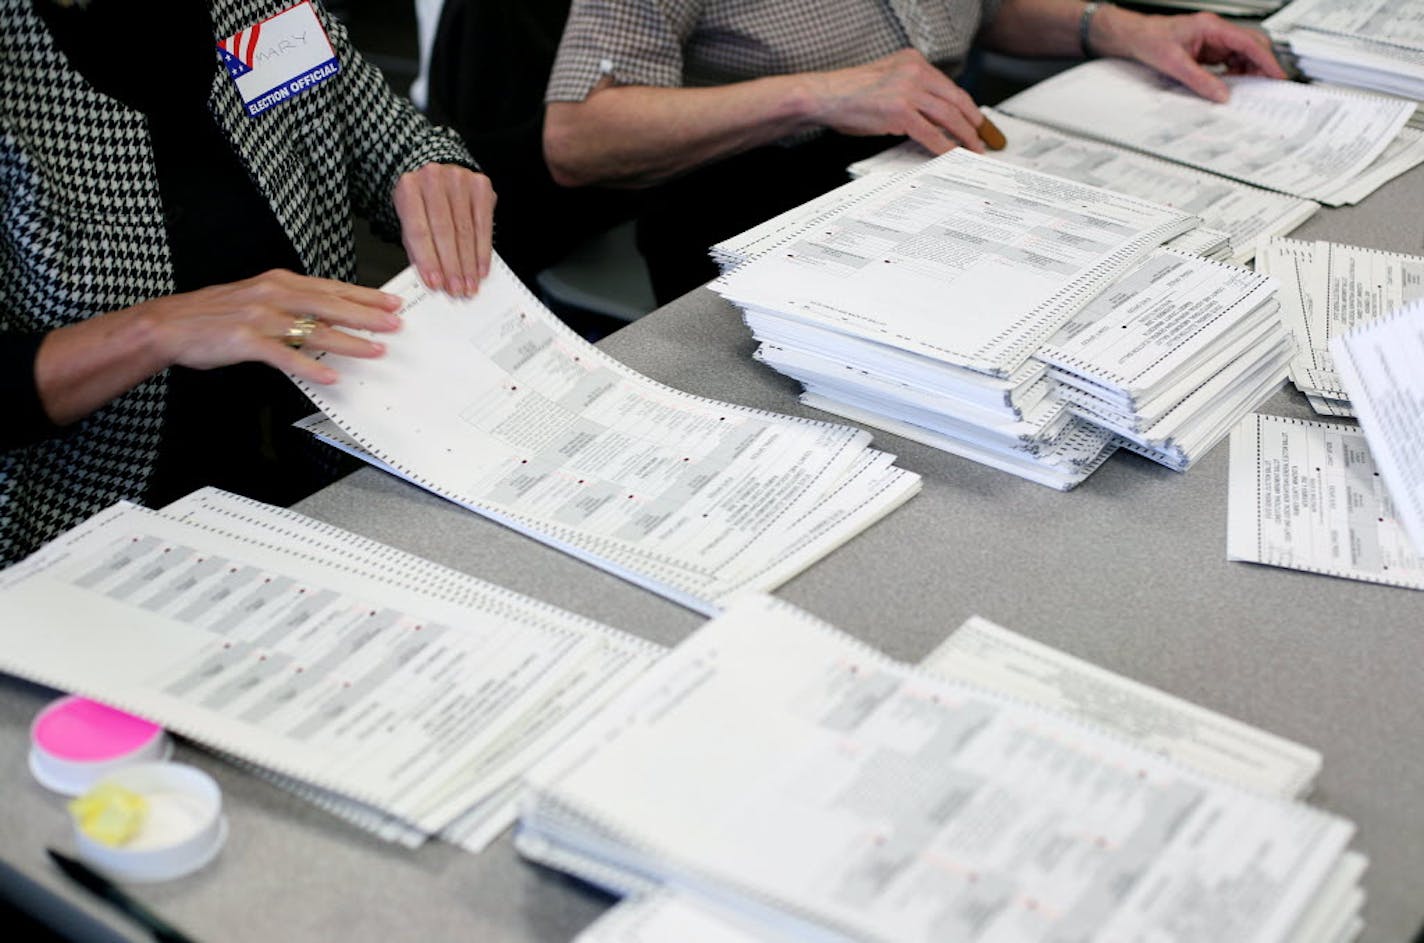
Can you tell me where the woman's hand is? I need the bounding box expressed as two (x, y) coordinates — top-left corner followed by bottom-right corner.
(393, 163), (497, 296)
(36, 270), (403, 425)
(142, 269), (403, 384)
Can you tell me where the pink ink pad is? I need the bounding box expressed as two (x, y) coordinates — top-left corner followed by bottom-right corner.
(29, 696), (171, 795)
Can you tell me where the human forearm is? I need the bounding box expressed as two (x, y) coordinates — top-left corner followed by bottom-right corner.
(544, 75), (820, 188)
(33, 306), (170, 427)
(546, 50), (992, 189)
(979, 0), (1092, 59)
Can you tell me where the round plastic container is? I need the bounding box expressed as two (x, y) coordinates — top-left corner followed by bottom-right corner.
(73, 762), (227, 883)
(29, 696), (171, 796)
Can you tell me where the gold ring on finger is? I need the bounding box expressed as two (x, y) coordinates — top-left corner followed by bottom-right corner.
(282, 315), (320, 349)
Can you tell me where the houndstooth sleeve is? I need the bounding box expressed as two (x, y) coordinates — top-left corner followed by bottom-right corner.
(317, 3), (479, 240)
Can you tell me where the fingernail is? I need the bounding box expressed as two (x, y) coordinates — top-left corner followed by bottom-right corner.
(382, 314), (401, 330)
(464, 277), (478, 295)
(382, 292), (402, 309)
(368, 340), (386, 355)
(319, 367), (339, 384)
(425, 270), (443, 290)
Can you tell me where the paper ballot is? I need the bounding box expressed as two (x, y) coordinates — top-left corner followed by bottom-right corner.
(572, 612), (1359, 943)
(997, 59), (1414, 205)
(521, 594), (1356, 943)
(0, 492), (659, 841)
(1228, 413), (1424, 589)
(1037, 250), (1290, 469)
(1257, 239), (1424, 415)
(577, 864), (1368, 943)
(1332, 299), (1424, 556)
(718, 149), (1289, 487)
(1267, 0), (1424, 46)
(1263, 0), (1424, 116)
(918, 617), (1321, 799)
(716, 148), (1195, 377)
(292, 258), (919, 615)
(848, 110), (1319, 265)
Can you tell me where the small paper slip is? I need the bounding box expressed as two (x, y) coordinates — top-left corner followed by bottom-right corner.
(1332, 298), (1424, 556)
(918, 616), (1321, 798)
(293, 257), (919, 615)
(849, 110), (1319, 265)
(1259, 238), (1424, 416)
(0, 490), (660, 842)
(1227, 413), (1424, 589)
(997, 59), (1414, 205)
(519, 594), (1357, 943)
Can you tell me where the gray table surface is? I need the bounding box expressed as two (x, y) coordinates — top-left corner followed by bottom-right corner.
(5, 168), (1424, 943)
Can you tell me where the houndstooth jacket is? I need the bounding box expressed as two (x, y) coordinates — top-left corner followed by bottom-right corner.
(0, 0), (475, 564)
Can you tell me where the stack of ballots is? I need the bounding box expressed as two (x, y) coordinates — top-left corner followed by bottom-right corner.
(519, 594), (1362, 943)
(1265, 0), (1424, 101)
(712, 149), (1289, 488)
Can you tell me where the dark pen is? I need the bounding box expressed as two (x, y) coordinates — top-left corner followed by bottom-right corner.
(46, 848), (199, 943)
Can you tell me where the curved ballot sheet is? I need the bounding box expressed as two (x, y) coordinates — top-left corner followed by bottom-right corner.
(293, 258), (920, 615)
(1332, 299), (1424, 558)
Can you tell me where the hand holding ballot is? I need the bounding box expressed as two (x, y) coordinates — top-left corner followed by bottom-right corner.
(393, 163), (497, 298)
(0, 0), (488, 564)
(34, 272), (404, 430)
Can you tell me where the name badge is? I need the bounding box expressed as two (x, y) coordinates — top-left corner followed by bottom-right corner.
(217, 2), (340, 118)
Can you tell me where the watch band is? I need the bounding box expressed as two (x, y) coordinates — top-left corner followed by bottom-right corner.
(1079, 1), (1102, 59)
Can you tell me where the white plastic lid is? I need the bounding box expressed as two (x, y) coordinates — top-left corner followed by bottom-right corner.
(72, 762), (227, 883)
(29, 696), (171, 796)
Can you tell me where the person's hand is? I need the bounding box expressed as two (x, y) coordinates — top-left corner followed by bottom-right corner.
(806, 48), (989, 156)
(1104, 10), (1286, 103)
(138, 269), (402, 385)
(393, 163), (496, 297)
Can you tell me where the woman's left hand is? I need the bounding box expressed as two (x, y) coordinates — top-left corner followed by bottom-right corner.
(393, 164), (497, 296)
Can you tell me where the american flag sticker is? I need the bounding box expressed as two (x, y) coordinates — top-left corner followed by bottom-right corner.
(217, 2), (341, 118)
(217, 25), (261, 79)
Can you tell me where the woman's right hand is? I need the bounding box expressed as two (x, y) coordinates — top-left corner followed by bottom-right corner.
(140, 269), (403, 385)
(35, 270), (404, 427)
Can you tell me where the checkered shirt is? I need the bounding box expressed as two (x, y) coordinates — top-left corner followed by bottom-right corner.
(0, 0), (474, 565)
(547, 0), (1002, 101)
